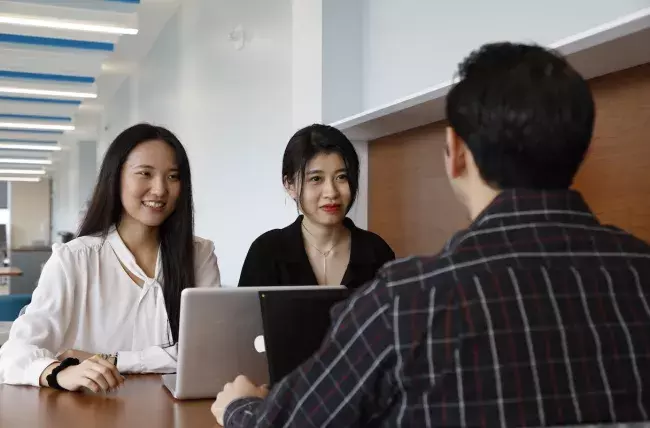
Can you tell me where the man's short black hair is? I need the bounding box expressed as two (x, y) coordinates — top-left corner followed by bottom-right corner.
(446, 42), (595, 189)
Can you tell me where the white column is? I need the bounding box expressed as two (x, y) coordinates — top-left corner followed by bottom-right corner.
(291, 0), (323, 128)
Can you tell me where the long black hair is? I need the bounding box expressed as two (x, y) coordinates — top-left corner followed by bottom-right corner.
(78, 123), (195, 344)
(282, 124), (360, 213)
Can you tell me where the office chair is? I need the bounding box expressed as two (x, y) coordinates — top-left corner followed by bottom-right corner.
(0, 294), (31, 322)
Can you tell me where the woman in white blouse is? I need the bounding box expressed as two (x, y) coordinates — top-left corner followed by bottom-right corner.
(0, 123), (221, 392)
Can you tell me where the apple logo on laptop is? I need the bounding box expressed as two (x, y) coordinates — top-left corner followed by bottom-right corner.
(254, 335), (266, 353)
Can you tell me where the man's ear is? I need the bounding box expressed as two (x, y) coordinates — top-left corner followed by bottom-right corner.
(445, 126), (468, 179)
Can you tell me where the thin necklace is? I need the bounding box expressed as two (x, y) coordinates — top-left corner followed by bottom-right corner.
(302, 222), (343, 284)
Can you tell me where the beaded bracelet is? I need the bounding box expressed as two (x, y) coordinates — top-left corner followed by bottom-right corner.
(46, 357), (80, 390)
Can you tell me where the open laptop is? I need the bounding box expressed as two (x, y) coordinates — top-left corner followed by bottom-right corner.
(163, 286), (351, 400)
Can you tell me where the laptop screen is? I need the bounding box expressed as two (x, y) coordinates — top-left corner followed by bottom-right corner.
(259, 288), (351, 385)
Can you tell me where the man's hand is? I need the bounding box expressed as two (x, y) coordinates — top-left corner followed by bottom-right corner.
(211, 375), (269, 426)
(57, 349), (95, 362)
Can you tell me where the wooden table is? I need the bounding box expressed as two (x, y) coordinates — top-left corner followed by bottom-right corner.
(0, 375), (221, 428)
(0, 267), (23, 277)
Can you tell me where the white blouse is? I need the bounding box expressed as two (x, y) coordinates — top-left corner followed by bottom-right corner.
(0, 228), (221, 386)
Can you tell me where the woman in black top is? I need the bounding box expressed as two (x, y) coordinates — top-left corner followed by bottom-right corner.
(239, 124), (395, 289)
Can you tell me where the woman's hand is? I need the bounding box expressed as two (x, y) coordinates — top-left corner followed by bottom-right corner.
(56, 355), (124, 393)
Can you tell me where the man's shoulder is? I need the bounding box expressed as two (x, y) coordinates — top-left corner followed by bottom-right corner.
(372, 243), (502, 306)
(376, 253), (462, 294)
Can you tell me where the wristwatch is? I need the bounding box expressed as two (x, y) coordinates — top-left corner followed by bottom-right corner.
(96, 353), (118, 367)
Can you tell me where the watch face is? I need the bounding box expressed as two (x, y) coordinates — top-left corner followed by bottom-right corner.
(97, 353), (117, 366)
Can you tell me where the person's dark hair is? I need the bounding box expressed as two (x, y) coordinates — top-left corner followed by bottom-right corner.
(78, 123), (195, 345)
(446, 42), (595, 189)
(282, 124), (360, 213)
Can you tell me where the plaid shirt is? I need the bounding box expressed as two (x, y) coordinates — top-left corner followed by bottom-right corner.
(225, 189), (650, 427)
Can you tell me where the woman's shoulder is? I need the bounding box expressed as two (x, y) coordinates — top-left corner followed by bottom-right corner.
(253, 227), (286, 245)
(348, 221), (395, 261)
(192, 235), (217, 256)
(245, 222), (296, 257)
(52, 234), (106, 257)
(39, 235), (108, 274)
(356, 228), (392, 249)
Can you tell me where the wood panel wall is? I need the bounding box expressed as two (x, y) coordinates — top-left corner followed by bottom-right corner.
(368, 63), (650, 257)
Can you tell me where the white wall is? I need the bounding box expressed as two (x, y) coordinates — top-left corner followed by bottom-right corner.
(51, 144), (80, 239)
(51, 138), (98, 241)
(361, 0), (650, 108)
(322, 0), (363, 124)
(102, 0), (296, 285)
(78, 141), (97, 214)
(291, 0), (323, 129)
(99, 76), (134, 161)
(10, 180), (51, 248)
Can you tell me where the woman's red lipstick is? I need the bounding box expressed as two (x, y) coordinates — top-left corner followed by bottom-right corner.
(321, 204), (341, 213)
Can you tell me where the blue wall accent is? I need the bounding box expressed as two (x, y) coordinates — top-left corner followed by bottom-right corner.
(0, 34), (114, 52)
(0, 114), (72, 122)
(0, 70), (94, 84)
(0, 96), (81, 105)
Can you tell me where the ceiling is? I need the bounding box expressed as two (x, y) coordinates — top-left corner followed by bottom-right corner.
(0, 0), (179, 181)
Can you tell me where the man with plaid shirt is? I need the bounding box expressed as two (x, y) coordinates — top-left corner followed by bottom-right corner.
(212, 42), (650, 427)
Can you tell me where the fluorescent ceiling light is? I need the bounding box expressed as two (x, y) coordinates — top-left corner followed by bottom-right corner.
(0, 168), (46, 175)
(0, 158), (52, 165)
(0, 176), (40, 182)
(0, 16), (138, 35)
(0, 143), (61, 151)
(0, 86), (96, 99)
(0, 122), (74, 131)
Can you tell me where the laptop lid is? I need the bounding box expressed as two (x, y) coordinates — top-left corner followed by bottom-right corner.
(259, 287), (351, 385)
(171, 286), (346, 399)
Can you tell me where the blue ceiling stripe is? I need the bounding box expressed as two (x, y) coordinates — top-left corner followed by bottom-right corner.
(0, 114), (72, 122)
(0, 129), (63, 134)
(0, 138), (58, 144)
(0, 70), (94, 84)
(105, 0), (141, 3)
(0, 34), (114, 52)
(0, 96), (81, 105)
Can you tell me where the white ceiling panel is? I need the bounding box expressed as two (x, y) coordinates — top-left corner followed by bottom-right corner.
(0, 130), (64, 141)
(0, 99), (79, 116)
(0, 149), (53, 158)
(0, 44), (107, 76)
(0, 1), (137, 28)
(0, 0), (180, 176)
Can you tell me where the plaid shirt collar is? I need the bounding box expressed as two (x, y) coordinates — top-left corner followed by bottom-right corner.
(445, 188), (599, 253)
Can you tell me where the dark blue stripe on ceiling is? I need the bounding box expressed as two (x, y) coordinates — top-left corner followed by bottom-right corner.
(0, 138), (58, 144)
(0, 129), (63, 134)
(0, 114), (72, 122)
(0, 96), (81, 105)
(0, 70), (94, 84)
(0, 34), (114, 52)
(105, 0), (140, 3)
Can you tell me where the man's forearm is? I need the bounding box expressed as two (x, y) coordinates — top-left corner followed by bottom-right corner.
(223, 397), (264, 427)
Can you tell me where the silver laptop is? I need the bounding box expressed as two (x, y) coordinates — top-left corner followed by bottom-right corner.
(162, 285), (346, 400)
